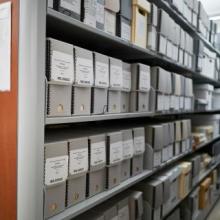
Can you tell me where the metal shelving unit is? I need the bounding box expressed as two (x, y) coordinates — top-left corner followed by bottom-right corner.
(17, 2), (220, 220)
(47, 136), (220, 220)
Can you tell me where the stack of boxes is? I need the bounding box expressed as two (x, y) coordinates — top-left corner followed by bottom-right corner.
(130, 63), (151, 112)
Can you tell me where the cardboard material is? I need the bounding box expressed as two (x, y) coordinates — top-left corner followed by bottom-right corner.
(199, 178), (211, 209)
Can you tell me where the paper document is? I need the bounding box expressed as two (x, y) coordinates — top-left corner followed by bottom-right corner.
(0, 2), (11, 92)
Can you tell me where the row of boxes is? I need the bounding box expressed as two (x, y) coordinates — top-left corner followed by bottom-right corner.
(180, 169), (219, 220)
(75, 190), (144, 220)
(44, 119), (191, 218)
(194, 40), (217, 80)
(46, 38), (194, 117)
(156, 6), (194, 68)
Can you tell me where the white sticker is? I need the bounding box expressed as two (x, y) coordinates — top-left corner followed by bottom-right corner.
(154, 151), (161, 167)
(51, 50), (74, 83)
(69, 148), (88, 175)
(104, 10), (116, 35)
(137, 13), (145, 39)
(95, 61), (109, 87)
(60, 0), (81, 14)
(109, 141), (123, 164)
(139, 70), (150, 91)
(96, 1), (104, 25)
(123, 139), (134, 159)
(90, 141), (106, 167)
(121, 21), (131, 41)
(134, 136), (145, 155)
(83, 0), (96, 27)
(75, 57), (93, 86)
(122, 70), (131, 91)
(110, 64), (123, 89)
(45, 155), (68, 186)
(157, 94), (164, 111)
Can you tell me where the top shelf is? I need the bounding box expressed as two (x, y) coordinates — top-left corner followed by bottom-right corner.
(150, 0), (220, 56)
(47, 8), (220, 87)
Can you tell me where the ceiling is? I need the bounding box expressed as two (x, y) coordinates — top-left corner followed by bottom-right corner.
(199, 0), (220, 17)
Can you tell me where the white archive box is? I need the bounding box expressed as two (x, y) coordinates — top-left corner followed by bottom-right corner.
(104, 0), (120, 35)
(92, 52), (109, 115)
(194, 84), (214, 110)
(121, 62), (131, 113)
(130, 63), (151, 112)
(108, 57), (123, 114)
(53, 0), (81, 20)
(82, 0), (97, 28)
(73, 46), (94, 115)
(106, 131), (123, 189)
(87, 134), (106, 197)
(121, 129), (134, 181)
(132, 127), (145, 176)
(144, 125), (164, 170)
(44, 141), (68, 218)
(67, 137), (89, 207)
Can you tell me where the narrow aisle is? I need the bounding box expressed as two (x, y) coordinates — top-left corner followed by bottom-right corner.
(207, 199), (220, 220)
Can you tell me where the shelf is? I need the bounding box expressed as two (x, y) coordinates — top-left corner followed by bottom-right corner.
(46, 110), (220, 125)
(150, 0), (220, 57)
(46, 8), (220, 87)
(47, 136), (220, 220)
(162, 160), (220, 219)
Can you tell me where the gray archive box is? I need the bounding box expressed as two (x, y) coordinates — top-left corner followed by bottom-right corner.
(46, 38), (74, 84)
(108, 90), (121, 113)
(44, 141), (68, 218)
(106, 132), (123, 189)
(117, 197), (130, 220)
(130, 91), (150, 112)
(144, 125), (164, 170)
(96, 0), (105, 30)
(67, 137), (88, 207)
(121, 63), (131, 113)
(128, 191), (144, 220)
(87, 134), (106, 197)
(53, 0), (81, 20)
(132, 127), (145, 176)
(121, 129), (133, 181)
(82, 0), (96, 28)
(73, 46), (94, 115)
(47, 83), (72, 117)
(92, 52), (109, 114)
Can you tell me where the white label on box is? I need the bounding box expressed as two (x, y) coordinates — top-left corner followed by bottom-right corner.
(76, 57), (93, 86)
(123, 70), (131, 91)
(139, 70), (150, 91)
(51, 50), (74, 83)
(45, 155), (68, 186)
(104, 10), (116, 35)
(91, 141), (106, 167)
(137, 13), (145, 39)
(134, 136), (145, 155)
(157, 94), (164, 111)
(69, 148), (88, 175)
(110, 64), (123, 89)
(121, 21), (131, 41)
(60, 0), (81, 14)
(154, 151), (161, 167)
(96, 1), (104, 24)
(95, 61), (109, 87)
(110, 141), (123, 164)
(123, 139), (134, 159)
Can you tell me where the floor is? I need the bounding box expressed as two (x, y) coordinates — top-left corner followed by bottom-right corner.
(207, 199), (220, 220)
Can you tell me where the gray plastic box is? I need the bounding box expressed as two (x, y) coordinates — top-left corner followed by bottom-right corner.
(72, 86), (91, 115)
(47, 83), (72, 117)
(67, 137), (88, 206)
(44, 141), (68, 218)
